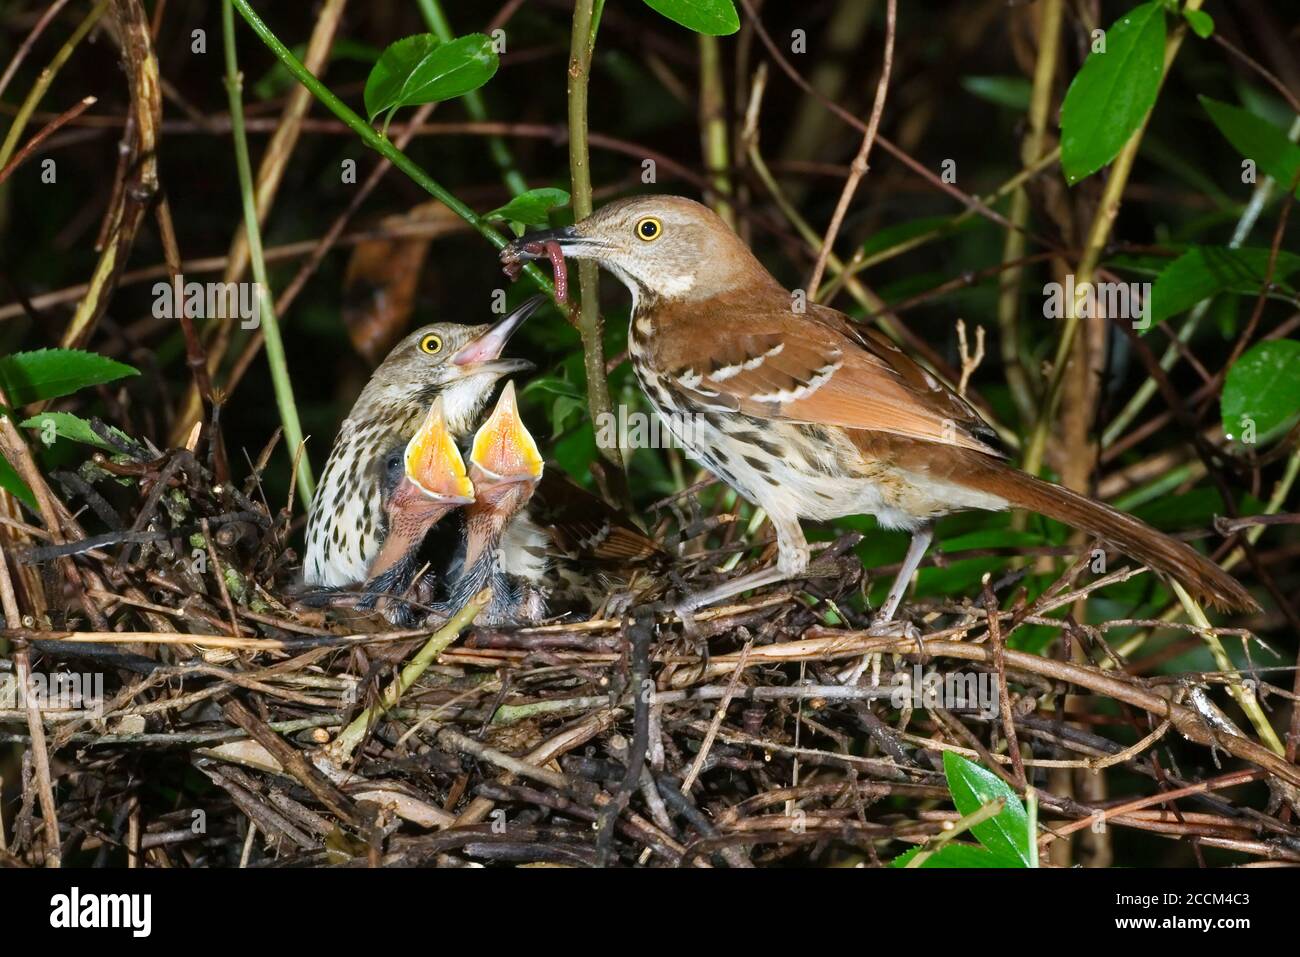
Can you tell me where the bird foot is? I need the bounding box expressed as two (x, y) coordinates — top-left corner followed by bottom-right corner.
(673, 600), (700, 636)
(379, 597), (428, 628)
(626, 593), (699, 635)
(866, 616), (918, 639)
(600, 589), (637, 620)
(868, 616), (926, 663)
(838, 620), (921, 685)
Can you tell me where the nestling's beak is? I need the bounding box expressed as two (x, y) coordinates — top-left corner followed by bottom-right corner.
(450, 294), (544, 375)
(469, 381), (544, 486)
(404, 397), (475, 504)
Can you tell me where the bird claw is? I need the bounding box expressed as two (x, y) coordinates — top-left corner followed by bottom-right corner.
(374, 595), (425, 628)
(600, 589), (637, 619)
(838, 620), (922, 685)
(866, 616), (925, 661)
(865, 617), (917, 639)
(674, 600), (700, 636)
(630, 594), (698, 634)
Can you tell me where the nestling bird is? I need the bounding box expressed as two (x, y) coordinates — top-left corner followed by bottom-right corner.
(304, 295), (543, 588)
(443, 381), (547, 625)
(360, 396), (475, 620)
(504, 196), (1257, 616)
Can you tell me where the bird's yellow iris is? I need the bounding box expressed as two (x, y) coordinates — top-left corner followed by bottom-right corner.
(419, 333), (443, 355)
(634, 216), (662, 242)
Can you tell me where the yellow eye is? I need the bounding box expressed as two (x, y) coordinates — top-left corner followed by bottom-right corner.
(419, 334), (443, 355)
(635, 216), (662, 242)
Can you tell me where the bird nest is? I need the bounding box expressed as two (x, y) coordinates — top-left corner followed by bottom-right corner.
(2, 426), (1298, 869)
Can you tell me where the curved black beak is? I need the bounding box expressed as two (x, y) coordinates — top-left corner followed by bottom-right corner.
(502, 224), (579, 262)
(452, 294), (545, 373)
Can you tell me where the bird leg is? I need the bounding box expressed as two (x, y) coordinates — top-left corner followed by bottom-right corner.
(875, 524), (933, 623)
(840, 524), (932, 686)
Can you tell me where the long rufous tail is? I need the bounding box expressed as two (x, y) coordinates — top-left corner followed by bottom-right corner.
(961, 458), (1258, 612)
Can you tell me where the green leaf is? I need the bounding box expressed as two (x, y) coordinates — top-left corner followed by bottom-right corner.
(1059, 2), (1167, 184)
(960, 75), (1032, 111)
(1147, 247), (1300, 330)
(891, 843), (1019, 868)
(484, 188), (571, 226)
(520, 374), (584, 401)
(0, 349), (138, 406)
(19, 412), (125, 451)
(641, 0), (739, 36)
(363, 33), (499, 123)
(1222, 340), (1300, 446)
(553, 420), (598, 479)
(942, 752), (1031, 867)
(0, 451), (36, 511)
(1183, 8), (1214, 39)
(1200, 97), (1300, 198)
(550, 395), (586, 439)
(1234, 85), (1294, 133)
(1105, 250), (1187, 277)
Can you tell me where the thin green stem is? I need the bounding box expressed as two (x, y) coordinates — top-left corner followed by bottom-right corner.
(995, 0), (1061, 426)
(903, 796), (1006, 868)
(817, 147), (1059, 303)
(1224, 439), (1300, 567)
(416, 0), (528, 196)
(1101, 115), (1300, 449)
(1171, 580), (1285, 756)
(327, 590), (487, 765)
(1110, 460), (1202, 513)
(0, 0), (109, 170)
(228, 0), (555, 299)
(567, 0), (620, 470)
(1022, 4), (1202, 479)
(222, 0), (314, 507)
(698, 34), (734, 227)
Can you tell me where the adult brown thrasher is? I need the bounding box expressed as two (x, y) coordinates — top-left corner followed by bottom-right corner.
(504, 195), (1256, 617)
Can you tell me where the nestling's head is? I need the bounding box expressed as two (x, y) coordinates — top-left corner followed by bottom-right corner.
(461, 381), (544, 570)
(368, 396), (476, 586)
(504, 196), (776, 305)
(468, 381), (543, 495)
